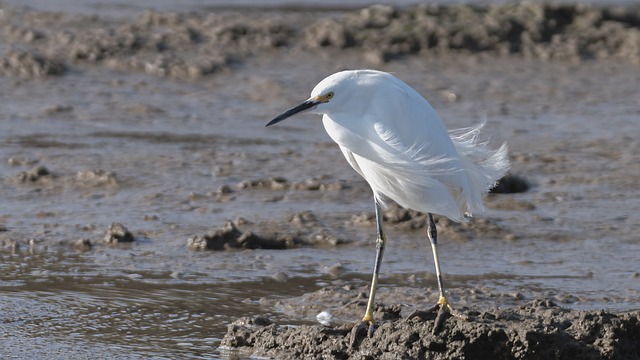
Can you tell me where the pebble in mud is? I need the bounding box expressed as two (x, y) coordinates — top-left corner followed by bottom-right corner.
(221, 299), (640, 360)
(103, 222), (135, 244)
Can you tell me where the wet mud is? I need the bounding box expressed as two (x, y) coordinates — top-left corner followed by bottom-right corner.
(221, 298), (640, 360)
(2, 3), (640, 80)
(187, 212), (346, 251)
(1, 1), (640, 359)
(103, 222), (135, 244)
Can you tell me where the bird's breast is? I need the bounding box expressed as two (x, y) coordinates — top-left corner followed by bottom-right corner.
(321, 114), (376, 156)
(321, 115), (348, 145)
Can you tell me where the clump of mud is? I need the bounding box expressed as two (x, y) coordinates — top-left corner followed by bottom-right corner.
(489, 173), (530, 194)
(2, 3), (639, 80)
(187, 211), (346, 251)
(0, 49), (66, 78)
(234, 176), (348, 192)
(10, 162), (119, 188)
(75, 169), (118, 187)
(187, 220), (297, 250)
(350, 203), (514, 241)
(221, 298), (640, 360)
(103, 222), (135, 244)
(13, 165), (54, 183)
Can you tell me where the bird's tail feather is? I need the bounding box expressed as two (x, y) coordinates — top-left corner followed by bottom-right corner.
(449, 121), (510, 216)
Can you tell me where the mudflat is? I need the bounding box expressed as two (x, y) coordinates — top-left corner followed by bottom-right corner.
(1, 3), (639, 359)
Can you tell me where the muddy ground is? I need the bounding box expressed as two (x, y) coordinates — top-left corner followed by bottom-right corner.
(1, 2), (639, 359)
(221, 297), (640, 359)
(2, 3), (640, 81)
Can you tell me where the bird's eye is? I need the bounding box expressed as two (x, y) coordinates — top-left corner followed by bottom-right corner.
(326, 92), (334, 99)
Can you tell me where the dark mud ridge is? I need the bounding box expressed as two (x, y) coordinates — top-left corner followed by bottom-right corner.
(2, 3), (640, 79)
(187, 212), (346, 251)
(221, 299), (640, 360)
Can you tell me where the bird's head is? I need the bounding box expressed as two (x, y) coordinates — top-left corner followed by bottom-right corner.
(265, 71), (359, 127)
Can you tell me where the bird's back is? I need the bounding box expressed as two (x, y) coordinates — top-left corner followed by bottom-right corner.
(321, 70), (509, 221)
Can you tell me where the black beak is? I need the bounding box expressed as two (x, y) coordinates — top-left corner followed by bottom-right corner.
(265, 99), (319, 127)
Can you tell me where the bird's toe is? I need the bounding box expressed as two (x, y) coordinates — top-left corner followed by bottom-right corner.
(349, 319), (375, 348)
(432, 303), (450, 334)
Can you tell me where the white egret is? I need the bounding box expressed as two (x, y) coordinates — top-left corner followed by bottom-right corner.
(266, 70), (509, 335)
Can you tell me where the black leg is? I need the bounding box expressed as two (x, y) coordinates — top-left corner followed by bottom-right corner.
(427, 213), (446, 300)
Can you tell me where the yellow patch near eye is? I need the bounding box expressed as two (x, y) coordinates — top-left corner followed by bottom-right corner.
(315, 92), (334, 103)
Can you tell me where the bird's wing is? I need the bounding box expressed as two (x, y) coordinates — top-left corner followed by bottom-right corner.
(354, 81), (473, 219)
(321, 76), (505, 220)
(367, 80), (461, 174)
(349, 150), (465, 220)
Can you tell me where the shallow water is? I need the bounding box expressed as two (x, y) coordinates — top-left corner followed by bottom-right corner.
(1, 4), (640, 357)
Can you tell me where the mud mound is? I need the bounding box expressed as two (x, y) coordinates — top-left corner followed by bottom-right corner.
(221, 299), (640, 360)
(13, 165), (54, 183)
(306, 4), (640, 64)
(489, 174), (530, 194)
(0, 49), (66, 78)
(1, 7), (293, 78)
(187, 219), (300, 250)
(350, 203), (514, 240)
(103, 222), (135, 244)
(234, 176), (348, 192)
(187, 212), (347, 251)
(2, 3), (639, 80)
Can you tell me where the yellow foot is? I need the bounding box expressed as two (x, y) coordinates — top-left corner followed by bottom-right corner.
(431, 298), (450, 334)
(428, 296), (467, 334)
(349, 317), (375, 348)
(429, 295), (450, 311)
(404, 296), (469, 334)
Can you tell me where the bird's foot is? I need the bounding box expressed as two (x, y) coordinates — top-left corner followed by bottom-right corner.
(428, 296), (450, 334)
(428, 296), (467, 334)
(349, 317), (375, 348)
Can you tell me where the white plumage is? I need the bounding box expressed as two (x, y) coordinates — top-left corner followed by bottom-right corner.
(314, 70), (509, 220)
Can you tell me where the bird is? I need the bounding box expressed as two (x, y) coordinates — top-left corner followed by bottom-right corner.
(266, 69), (509, 335)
